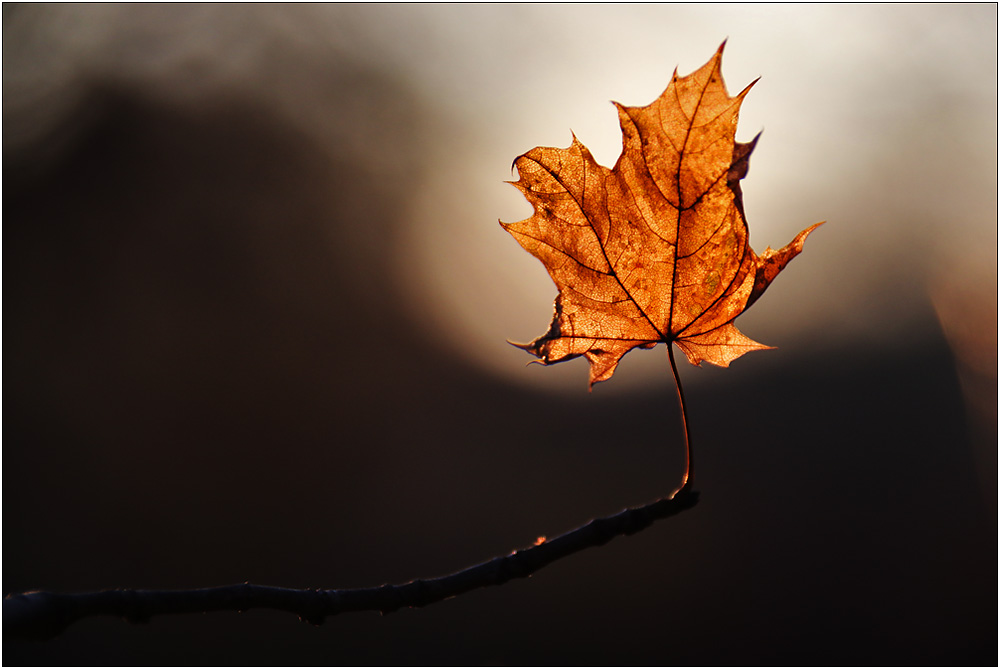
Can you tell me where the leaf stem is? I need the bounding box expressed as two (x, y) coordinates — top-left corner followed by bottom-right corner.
(667, 343), (693, 492)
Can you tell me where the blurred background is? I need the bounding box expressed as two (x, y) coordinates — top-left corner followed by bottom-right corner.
(4, 4), (995, 665)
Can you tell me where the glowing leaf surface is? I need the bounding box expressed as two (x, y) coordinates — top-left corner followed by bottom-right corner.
(503, 44), (821, 387)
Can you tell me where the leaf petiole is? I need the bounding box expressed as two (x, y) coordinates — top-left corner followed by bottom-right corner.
(667, 343), (693, 494)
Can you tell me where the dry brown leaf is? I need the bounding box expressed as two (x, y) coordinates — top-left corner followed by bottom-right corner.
(503, 44), (822, 388)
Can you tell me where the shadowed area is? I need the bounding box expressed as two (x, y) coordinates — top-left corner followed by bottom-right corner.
(4, 4), (995, 665)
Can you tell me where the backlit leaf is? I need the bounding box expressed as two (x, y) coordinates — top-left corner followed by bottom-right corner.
(503, 43), (822, 388)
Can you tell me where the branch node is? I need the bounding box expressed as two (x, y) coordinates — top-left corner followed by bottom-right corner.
(377, 583), (403, 615)
(404, 578), (433, 608)
(122, 589), (152, 625)
(298, 589), (327, 627)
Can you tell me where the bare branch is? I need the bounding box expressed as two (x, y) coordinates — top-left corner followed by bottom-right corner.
(4, 487), (698, 640)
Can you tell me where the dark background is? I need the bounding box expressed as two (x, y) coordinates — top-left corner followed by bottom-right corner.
(4, 4), (996, 665)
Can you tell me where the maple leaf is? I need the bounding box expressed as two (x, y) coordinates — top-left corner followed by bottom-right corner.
(502, 43), (822, 389)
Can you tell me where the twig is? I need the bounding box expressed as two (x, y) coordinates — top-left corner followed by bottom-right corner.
(4, 487), (698, 640)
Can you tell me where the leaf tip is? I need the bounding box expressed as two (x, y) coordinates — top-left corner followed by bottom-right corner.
(506, 338), (534, 353)
(738, 76), (761, 99)
(708, 39), (728, 72)
(793, 221), (825, 248)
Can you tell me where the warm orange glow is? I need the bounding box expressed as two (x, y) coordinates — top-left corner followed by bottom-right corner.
(501, 45), (821, 389)
(534, 535), (547, 546)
